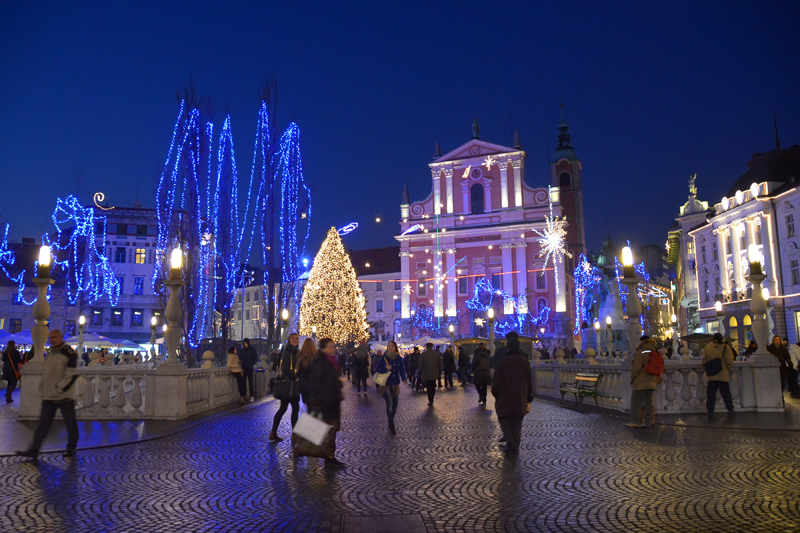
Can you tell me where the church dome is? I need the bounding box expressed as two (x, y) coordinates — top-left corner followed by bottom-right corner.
(726, 144), (800, 198)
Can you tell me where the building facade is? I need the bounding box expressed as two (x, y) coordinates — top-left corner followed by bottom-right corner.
(396, 120), (585, 342)
(688, 143), (800, 346)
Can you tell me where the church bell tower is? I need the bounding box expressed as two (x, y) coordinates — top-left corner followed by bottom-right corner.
(549, 106), (585, 260)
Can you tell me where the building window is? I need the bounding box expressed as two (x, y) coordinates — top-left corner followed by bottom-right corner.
(134, 277), (145, 295)
(701, 245), (706, 263)
(135, 248), (146, 264)
(12, 293), (22, 305)
(787, 214), (796, 238)
(252, 306), (259, 320)
(152, 311), (162, 326)
(116, 223), (128, 236)
(756, 225), (763, 245)
(418, 278), (427, 297)
(792, 260), (800, 285)
(246, 292), (250, 302)
(536, 271), (547, 290)
(376, 282), (383, 292)
(740, 233), (746, 251)
(131, 309), (143, 327)
(91, 309), (103, 326)
(559, 172), (571, 188)
(9, 319), (21, 334)
(237, 311), (241, 321)
(394, 299), (401, 312)
(491, 273), (501, 289)
(470, 184), (485, 215)
(136, 225), (148, 237)
(725, 234), (731, 255)
(394, 280), (401, 291)
(254, 291), (260, 301)
(117, 276), (124, 294)
(64, 320), (76, 337)
(473, 257), (484, 265)
(712, 242), (718, 261)
(490, 257), (502, 265)
(687, 241), (695, 255)
(703, 279), (710, 301)
(246, 309), (250, 320)
(375, 300), (384, 313)
(458, 276), (468, 295)
(111, 310), (123, 326)
(115, 247), (126, 263)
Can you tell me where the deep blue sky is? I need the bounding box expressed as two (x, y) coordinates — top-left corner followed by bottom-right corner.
(2, 2), (799, 262)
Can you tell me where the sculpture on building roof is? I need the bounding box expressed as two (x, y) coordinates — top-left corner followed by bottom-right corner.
(472, 118), (481, 140)
(689, 173), (697, 196)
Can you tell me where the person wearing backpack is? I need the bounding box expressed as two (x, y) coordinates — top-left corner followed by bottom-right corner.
(701, 332), (735, 416)
(626, 336), (661, 428)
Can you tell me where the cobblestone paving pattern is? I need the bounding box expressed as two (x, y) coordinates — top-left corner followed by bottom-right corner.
(1, 379), (799, 532)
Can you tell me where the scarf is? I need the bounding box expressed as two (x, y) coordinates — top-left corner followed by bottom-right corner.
(324, 352), (340, 371)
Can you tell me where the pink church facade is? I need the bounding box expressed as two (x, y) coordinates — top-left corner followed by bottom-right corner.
(396, 126), (581, 341)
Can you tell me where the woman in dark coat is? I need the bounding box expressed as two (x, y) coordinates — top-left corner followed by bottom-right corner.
(269, 333), (300, 442)
(307, 338), (345, 467)
(471, 343), (492, 404)
(768, 335), (792, 392)
(491, 338), (533, 455)
(3, 340), (22, 404)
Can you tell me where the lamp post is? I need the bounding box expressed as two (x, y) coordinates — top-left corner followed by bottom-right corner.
(606, 315), (613, 356)
(150, 316), (157, 361)
(31, 246), (54, 363)
(280, 308), (289, 346)
(77, 315), (86, 359)
(746, 245), (771, 357)
(487, 307), (495, 356)
(449, 323), (455, 349)
(593, 320), (600, 351)
(670, 313), (680, 355)
(162, 248), (185, 365)
(714, 301), (725, 338)
(620, 246), (642, 354)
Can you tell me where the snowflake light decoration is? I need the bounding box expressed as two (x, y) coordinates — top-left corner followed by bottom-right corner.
(532, 186), (571, 295)
(483, 156), (495, 170)
(474, 317), (485, 327)
(403, 283), (414, 295)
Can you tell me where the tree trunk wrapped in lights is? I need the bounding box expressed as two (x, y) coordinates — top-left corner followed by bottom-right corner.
(299, 228), (368, 345)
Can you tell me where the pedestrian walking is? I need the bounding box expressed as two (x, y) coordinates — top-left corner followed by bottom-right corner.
(373, 349), (383, 390)
(701, 333), (736, 416)
(419, 342), (443, 406)
(16, 330), (79, 460)
(435, 346), (444, 388)
(457, 346), (470, 386)
(226, 346), (247, 402)
(306, 337), (345, 467)
(784, 339), (800, 398)
(442, 347), (456, 389)
(269, 334), (301, 442)
(491, 337), (532, 455)
(296, 338), (318, 405)
(353, 341), (371, 396)
(490, 331), (529, 370)
(626, 336), (659, 428)
(408, 346), (420, 390)
(239, 338), (259, 401)
(374, 340), (407, 434)
(337, 350), (347, 377)
(3, 341), (22, 404)
(472, 342), (491, 404)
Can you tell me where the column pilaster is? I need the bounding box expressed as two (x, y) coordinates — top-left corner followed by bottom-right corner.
(499, 161), (509, 209)
(511, 159), (523, 207)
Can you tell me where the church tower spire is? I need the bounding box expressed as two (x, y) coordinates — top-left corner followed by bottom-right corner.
(549, 104), (585, 258)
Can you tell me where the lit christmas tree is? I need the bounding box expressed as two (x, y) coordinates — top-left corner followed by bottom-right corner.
(299, 228), (368, 345)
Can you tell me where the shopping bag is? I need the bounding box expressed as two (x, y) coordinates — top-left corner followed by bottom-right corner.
(373, 371), (391, 387)
(292, 412), (332, 447)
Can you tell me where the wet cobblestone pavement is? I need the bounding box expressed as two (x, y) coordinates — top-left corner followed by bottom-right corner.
(2, 380), (799, 532)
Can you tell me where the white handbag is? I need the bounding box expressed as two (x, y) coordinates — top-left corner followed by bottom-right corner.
(374, 371), (391, 387)
(293, 412), (333, 446)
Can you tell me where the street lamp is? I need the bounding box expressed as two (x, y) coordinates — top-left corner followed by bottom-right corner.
(714, 301), (725, 338)
(487, 308), (495, 356)
(449, 323), (455, 349)
(593, 320), (600, 351)
(77, 315), (86, 359)
(31, 245), (54, 363)
(670, 312), (680, 354)
(280, 308), (289, 345)
(606, 315), (613, 356)
(620, 246), (642, 354)
(162, 247), (184, 365)
(746, 244), (770, 357)
(150, 316), (158, 361)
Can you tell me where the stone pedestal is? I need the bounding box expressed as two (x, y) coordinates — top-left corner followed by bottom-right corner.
(145, 364), (188, 420)
(18, 361), (44, 421)
(201, 350), (215, 369)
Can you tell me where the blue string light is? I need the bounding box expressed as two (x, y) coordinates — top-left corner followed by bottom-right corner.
(337, 222), (358, 236)
(464, 276), (549, 335)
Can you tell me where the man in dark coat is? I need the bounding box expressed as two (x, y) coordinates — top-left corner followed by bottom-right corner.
(3, 341), (22, 404)
(418, 343), (443, 406)
(442, 347), (456, 389)
(239, 338), (259, 401)
(471, 343), (492, 404)
(491, 338), (533, 455)
(407, 346), (420, 390)
(306, 338), (345, 467)
(457, 346), (470, 387)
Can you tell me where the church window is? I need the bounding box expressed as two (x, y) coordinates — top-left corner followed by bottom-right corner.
(470, 184), (485, 215)
(792, 260), (800, 285)
(418, 278), (427, 297)
(559, 172), (571, 188)
(535, 271), (547, 290)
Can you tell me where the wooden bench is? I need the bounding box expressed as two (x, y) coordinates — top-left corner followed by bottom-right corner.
(559, 373), (602, 406)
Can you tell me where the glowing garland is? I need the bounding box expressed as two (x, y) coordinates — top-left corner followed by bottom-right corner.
(464, 276), (550, 335)
(572, 253), (609, 334)
(337, 222), (358, 236)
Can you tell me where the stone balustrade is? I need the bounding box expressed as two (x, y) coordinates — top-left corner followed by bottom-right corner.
(532, 353), (783, 414)
(18, 365), (239, 421)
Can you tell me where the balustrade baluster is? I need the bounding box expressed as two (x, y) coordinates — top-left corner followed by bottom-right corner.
(81, 375), (95, 410)
(98, 376), (112, 414)
(679, 370), (693, 408)
(663, 370), (677, 409)
(695, 370), (707, 404)
(130, 376), (143, 415)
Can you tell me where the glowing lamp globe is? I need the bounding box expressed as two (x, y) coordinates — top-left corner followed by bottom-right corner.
(605, 316), (612, 326)
(594, 321), (600, 330)
(748, 244), (763, 275)
(714, 301), (722, 313)
(487, 308), (494, 319)
(151, 316), (157, 326)
(762, 287), (770, 300)
(281, 308), (289, 321)
(170, 248), (182, 270)
(79, 315), (86, 326)
(449, 324), (454, 333)
(37, 245), (52, 278)
(671, 313), (677, 323)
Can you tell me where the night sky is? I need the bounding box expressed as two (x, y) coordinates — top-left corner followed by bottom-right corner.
(2, 2), (799, 263)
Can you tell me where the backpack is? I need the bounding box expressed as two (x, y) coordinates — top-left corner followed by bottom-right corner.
(643, 349), (664, 377)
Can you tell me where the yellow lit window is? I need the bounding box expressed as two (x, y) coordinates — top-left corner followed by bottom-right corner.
(135, 248), (146, 264)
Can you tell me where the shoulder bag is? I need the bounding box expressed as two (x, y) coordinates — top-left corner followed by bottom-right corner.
(273, 352), (299, 400)
(373, 355), (391, 387)
(704, 344), (726, 377)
